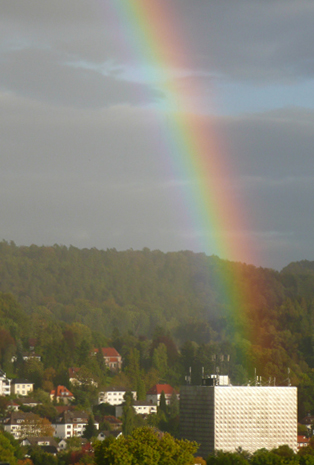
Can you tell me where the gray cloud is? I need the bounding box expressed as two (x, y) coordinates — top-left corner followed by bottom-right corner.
(1, 1), (314, 270)
(2, 0), (314, 84)
(0, 48), (162, 107)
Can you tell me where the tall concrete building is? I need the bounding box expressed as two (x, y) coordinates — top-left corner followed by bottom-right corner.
(180, 381), (297, 457)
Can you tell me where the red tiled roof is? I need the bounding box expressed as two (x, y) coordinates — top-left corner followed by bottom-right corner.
(147, 384), (176, 395)
(101, 347), (121, 358)
(298, 435), (310, 444)
(51, 385), (74, 398)
(91, 347), (121, 358)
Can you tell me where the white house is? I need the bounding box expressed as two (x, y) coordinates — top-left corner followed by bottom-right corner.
(91, 347), (122, 371)
(11, 379), (34, 397)
(115, 401), (157, 418)
(20, 436), (58, 450)
(0, 369), (11, 396)
(98, 387), (136, 406)
(3, 412), (43, 439)
(50, 385), (75, 404)
(146, 384), (178, 406)
(53, 410), (99, 439)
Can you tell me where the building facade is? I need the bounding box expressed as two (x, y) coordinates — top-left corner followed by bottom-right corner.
(98, 388), (136, 406)
(115, 401), (157, 418)
(91, 347), (122, 371)
(53, 410), (99, 439)
(146, 384), (178, 406)
(11, 379), (34, 397)
(0, 369), (11, 396)
(180, 384), (297, 457)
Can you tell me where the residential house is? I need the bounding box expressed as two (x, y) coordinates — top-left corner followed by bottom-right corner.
(298, 435), (310, 449)
(300, 414), (314, 432)
(98, 387), (136, 406)
(6, 400), (20, 412)
(50, 385), (75, 405)
(18, 397), (42, 409)
(11, 379), (34, 397)
(103, 415), (122, 430)
(53, 410), (99, 439)
(11, 353), (42, 363)
(3, 412), (44, 439)
(68, 367), (98, 387)
(0, 369), (11, 396)
(20, 436), (58, 455)
(91, 347), (122, 371)
(58, 437), (88, 451)
(146, 384), (178, 406)
(115, 401), (157, 418)
(97, 430), (122, 441)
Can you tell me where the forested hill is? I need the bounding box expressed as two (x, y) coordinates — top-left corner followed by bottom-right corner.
(0, 240), (289, 341)
(2, 241), (314, 416)
(1, 241), (314, 341)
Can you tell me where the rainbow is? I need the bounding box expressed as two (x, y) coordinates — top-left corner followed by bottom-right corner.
(104, 1), (261, 357)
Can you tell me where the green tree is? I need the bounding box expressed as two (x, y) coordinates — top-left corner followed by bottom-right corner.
(94, 427), (198, 465)
(159, 390), (167, 415)
(169, 391), (179, 418)
(29, 446), (58, 465)
(122, 391), (136, 436)
(83, 415), (98, 440)
(152, 343), (168, 379)
(136, 374), (146, 401)
(0, 431), (17, 465)
(251, 448), (283, 465)
(207, 450), (249, 465)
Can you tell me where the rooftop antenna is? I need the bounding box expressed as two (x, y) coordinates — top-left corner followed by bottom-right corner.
(211, 354), (216, 376)
(287, 368), (291, 386)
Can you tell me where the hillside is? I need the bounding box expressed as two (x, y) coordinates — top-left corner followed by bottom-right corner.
(1, 241), (314, 418)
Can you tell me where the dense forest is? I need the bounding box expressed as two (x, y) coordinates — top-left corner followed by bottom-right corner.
(1, 240), (314, 419)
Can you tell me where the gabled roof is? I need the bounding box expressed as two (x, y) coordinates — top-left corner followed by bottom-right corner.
(5, 411), (36, 424)
(101, 347), (121, 358)
(298, 435), (310, 442)
(24, 436), (58, 447)
(11, 378), (33, 385)
(300, 415), (314, 426)
(146, 384), (177, 396)
(19, 397), (41, 405)
(51, 385), (74, 398)
(104, 386), (133, 393)
(55, 410), (89, 424)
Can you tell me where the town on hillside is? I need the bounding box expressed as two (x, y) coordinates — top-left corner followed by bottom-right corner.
(0, 343), (313, 464)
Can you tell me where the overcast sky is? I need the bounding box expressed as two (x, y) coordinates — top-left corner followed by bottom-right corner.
(1, 0), (314, 270)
